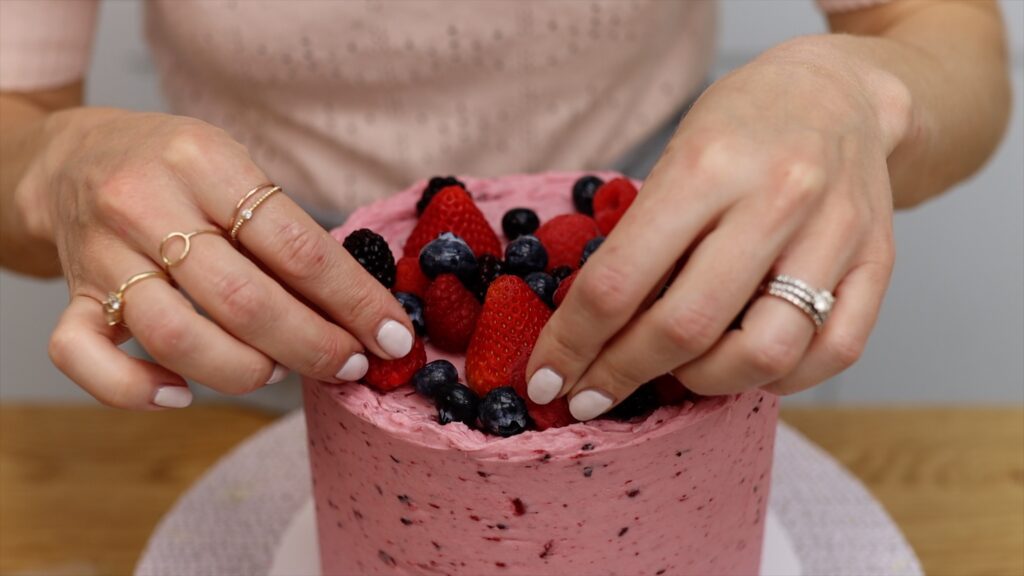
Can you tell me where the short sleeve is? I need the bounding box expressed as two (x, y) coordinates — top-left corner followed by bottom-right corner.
(0, 0), (100, 91)
(816, 0), (894, 13)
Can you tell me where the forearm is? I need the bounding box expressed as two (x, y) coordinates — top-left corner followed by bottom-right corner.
(820, 0), (1011, 208)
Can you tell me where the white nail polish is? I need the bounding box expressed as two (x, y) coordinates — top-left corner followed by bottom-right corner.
(266, 364), (290, 385)
(569, 389), (615, 421)
(528, 368), (563, 405)
(377, 320), (414, 358)
(336, 353), (369, 382)
(153, 386), (192, 409)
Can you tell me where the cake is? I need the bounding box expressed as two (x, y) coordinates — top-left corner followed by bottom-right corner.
(303, 172), (779, 575)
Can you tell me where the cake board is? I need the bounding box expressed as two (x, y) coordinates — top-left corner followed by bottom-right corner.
(135, 411), (923, 576)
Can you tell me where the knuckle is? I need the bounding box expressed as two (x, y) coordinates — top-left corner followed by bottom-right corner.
(659, 303), (720, 354)
(47, 326), (75, 368)
(162, 123), (223, 169)
(274, 222), (331, 282)
(824, 331), (865, 370)
(136, 309), (192, 361)
(744, 335), (803, 380)
(341, 279), (387, 328)
(213, 273), (268, 327)
(94, 170), (148, 225)
(680, 131), (734, 181)
(308, 331), (349, 377)
(575, 265), (634, 317)
(771, 157), (827, 214)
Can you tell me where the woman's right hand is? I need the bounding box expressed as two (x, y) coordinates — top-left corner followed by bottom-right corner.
(21, 108), (415, 409)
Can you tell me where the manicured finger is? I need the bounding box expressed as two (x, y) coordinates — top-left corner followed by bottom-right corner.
(762, 259), (891, 396)
(49, 295), (191, 410)
(122, 276), (290, 395)
(525, 160), (728, 407)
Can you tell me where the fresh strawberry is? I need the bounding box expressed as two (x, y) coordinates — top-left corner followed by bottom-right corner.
(465, 275), (552, 396)
(593, 177), (638, 235)
(403, 186), (501, 258)
(364, 338), (427, 391)
(509, 349), (576, 430)
(534, 214), (601, 271)
(394, 256), (431, 298)
(552, 269), (579, 308)
(651, 374), (689, 405)
(424, 274), (482, 353)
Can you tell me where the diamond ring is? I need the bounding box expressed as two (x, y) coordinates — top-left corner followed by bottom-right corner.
(229, 183), (281, 241)
(763, 274), (835, 332)
(102, 270), (169, 326)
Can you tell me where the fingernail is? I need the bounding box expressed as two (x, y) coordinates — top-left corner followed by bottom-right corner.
(569, 389), (615, 421)
(377, 320), (414, 358)
(336, 353), (369, 382)
(528, 367), (563, 404)
(266, 363), (290, 385)
(153, 385), (193, 409)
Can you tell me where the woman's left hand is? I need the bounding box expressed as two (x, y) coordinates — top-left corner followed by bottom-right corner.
(526, 37), (912, 420)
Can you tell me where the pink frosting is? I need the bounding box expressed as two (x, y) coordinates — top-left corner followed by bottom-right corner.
(305, 172), (778, 575)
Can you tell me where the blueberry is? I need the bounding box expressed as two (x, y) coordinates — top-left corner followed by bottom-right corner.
(608, 383), (659, 421)
(550, 266), (574, 282)
(419, 233), (478, 280)
(572, 175), (605, 216)
(501, 208), (540, 241)
(478, 387), (530, 437)
(524, 272), (557, 308)
(579, 236), (605, 267)
(437, 383), (480, 426)
(417, 176), (466, 215)
(413, 359), (459, 399)
(504, 235), (548, 276)
(394, 292), (426, 336)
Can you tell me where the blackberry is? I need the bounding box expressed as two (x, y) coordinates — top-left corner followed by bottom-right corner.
(504, 235), (548, 276)
(412, 359), (458, 399)
(579, 236), (605, 267)
(437, 383), (480, 426)
(501, 208), (540, 241)
(550, 266), (574, 282)
(394, 292), (426, 336)
(419, 233), (478, 280)
(417, 176), (466, 215)
(343, 228), (396, 287)
(608, 383), (659, 421)
(572, 175), (604, 216)
(468, 254), (504, 301)
(478, 387), (530, 437)
(524, 272), (557, 308)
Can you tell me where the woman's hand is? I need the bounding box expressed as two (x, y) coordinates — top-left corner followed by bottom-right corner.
(527, 37), (912, 420)
(21, 108), (415, 409)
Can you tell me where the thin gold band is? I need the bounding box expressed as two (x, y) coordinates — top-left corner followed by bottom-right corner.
(159, 229), (224, 269)
(103, 270), (168, 326)
(230, 185), (281, 241)
(233, 183), (276, 214)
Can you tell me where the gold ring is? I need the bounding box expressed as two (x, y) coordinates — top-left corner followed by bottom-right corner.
(103, 270), (168, 326)
(230, 185), (281, 241)
(233, 183), (276, 215)
(160, 229), (224, 269)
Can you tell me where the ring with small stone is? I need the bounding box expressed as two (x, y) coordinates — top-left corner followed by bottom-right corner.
(229, 184), (281, 241)
(102, 270), (169, 326)
(763, 274), (835, 332)
(159, 229), (224, 269)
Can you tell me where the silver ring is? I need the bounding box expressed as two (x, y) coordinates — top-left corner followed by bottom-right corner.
(764, 275), (835, 332)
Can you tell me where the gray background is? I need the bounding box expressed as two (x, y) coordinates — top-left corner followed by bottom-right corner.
(1, 0), (1021, 406)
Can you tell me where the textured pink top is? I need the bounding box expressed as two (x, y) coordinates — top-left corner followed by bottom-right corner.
(0, 0), (887, 213)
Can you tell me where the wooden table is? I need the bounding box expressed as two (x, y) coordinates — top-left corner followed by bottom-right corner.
(1, 406), (1021, 576)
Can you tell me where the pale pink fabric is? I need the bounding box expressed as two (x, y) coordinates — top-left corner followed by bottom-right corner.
(0, 0), (891, 212)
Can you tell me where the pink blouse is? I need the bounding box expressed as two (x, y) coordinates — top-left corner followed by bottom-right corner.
(0, 0), (888, 213)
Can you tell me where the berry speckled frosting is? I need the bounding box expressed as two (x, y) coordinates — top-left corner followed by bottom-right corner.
(304, 172), (779, 575)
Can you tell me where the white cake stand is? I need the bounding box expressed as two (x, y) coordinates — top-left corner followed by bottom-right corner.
(134, 412), (922, 576)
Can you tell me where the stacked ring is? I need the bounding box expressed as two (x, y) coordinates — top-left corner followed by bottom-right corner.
(230, 184), (281, 241)
(763, 274), (835, 332)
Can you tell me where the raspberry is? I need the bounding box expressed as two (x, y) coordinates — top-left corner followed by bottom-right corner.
(593, 178), (638, 235)
(363, 338), (427, 391)
(534, 214), (601, 271)
(424, 274), (482, 353)
(394, 256), (431, 298)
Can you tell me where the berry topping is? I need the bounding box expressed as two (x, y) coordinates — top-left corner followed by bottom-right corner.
(419, 233), (478, 280)
(651, 374), (689, 405)
(572, 175), (604, 216)
(510, 349), (576, 430)
(412, 359), (459, 399)
(593, 178), (638, 235)
(394, 292), (426, 336)
(437, 383), (480, 426)
(417, 175), (466, 215)
(501, 207), (540, 240)
(552, 269), (579, 307)
(478, 387), (530, 437)
(364, 338), (427, 391)
(466, 275), (552, 395)
(549, 265), (574, 282)
(343, 228), (396, 288)
(394, 256), (432, 298)
(423, 274), (482, 353)
(535, 214), (601, 271)
(405, 186), (501, 258)
(504, 235), (548, 276)
(467, 253), (504, 301)
(524, 272), (557, 308)
(579, 236), (604, 267)
(608, 382), (658, 421)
